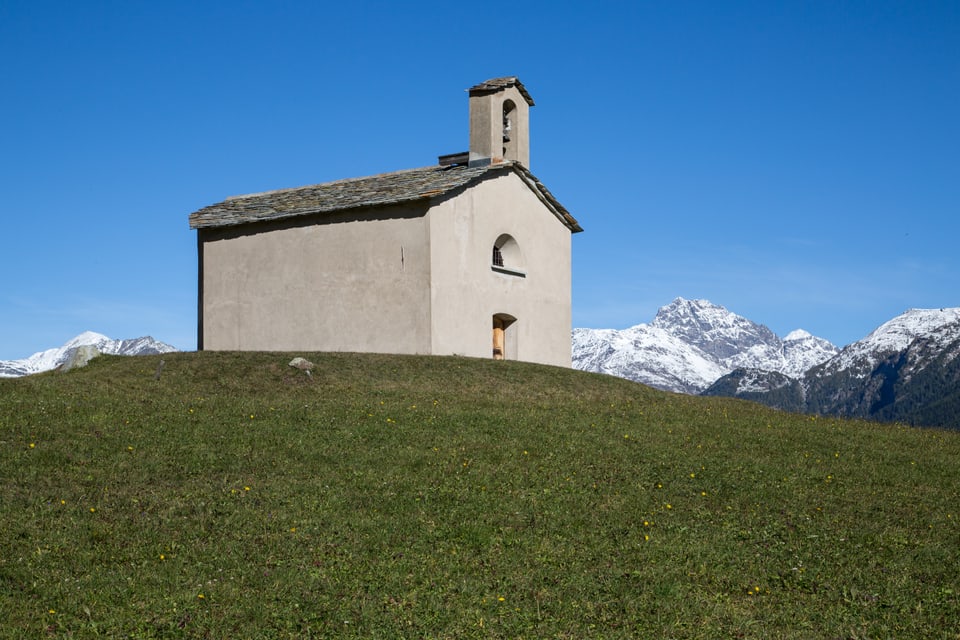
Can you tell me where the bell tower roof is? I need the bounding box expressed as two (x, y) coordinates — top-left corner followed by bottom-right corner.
(467, 77), (535, 106)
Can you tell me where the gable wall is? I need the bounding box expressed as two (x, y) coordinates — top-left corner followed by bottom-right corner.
(427, 172), (573, 367)
(199, 204), (432, 353)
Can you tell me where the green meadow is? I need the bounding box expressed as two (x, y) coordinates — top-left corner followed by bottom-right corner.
(1, 352), (958, 638)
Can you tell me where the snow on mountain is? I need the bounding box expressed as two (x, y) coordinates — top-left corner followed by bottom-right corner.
(781, 329), (841, 378)
(572, 324), (724, 395)
(818, 308), (960, 379)
(0, 332), (178, 378)
(651, 298), (780, 362)
(705, 307), (960, 429)
(573, 298), (839, 393)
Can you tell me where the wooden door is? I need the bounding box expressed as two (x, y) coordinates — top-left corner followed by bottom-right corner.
(492, 317), (505, 360)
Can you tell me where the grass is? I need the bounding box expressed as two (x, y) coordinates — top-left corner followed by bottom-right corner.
(1, 351), (959, 638)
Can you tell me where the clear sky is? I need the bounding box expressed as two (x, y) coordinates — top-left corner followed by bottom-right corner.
(2, 0), (958, 360)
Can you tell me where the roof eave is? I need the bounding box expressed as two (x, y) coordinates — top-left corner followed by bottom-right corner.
(189, 193), (437, 231)
(508, 164), (583, 233)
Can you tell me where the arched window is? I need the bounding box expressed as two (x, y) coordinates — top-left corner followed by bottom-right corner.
(502, 99), (517, 160)
(492, 233), (525, 277)
(492, 245), (504, 267)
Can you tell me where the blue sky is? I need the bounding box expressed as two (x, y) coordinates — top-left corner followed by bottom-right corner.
(2, 1), (958, 359)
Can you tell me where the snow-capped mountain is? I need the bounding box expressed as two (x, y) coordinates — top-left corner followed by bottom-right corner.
(572, 298), (839, 394)
(575, 299), (960, 427)
(0, 331), (178, 378)
(572, 324), (725, 395)
(704, 307), (960, 429)
(781, 330), (841, 378)
(816, 308), (960, 380)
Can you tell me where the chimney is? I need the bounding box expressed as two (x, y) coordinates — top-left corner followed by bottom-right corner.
(467, 77), (534, 168)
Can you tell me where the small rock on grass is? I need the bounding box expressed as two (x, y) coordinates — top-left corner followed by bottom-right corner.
(288, 357), (315, 371)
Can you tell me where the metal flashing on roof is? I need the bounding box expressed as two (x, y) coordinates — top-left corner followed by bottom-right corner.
(437, 151), (469, 166)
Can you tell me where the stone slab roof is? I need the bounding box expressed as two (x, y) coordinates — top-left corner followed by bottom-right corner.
(188, 162), (582, 233)
(468, 77), (535, 106)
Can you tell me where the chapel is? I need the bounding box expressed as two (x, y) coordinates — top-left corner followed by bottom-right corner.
(189, 77), (582, 366)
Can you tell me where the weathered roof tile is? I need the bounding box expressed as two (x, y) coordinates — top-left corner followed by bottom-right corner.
(188, 162), (581, 232)
(468, 77), (534, 106)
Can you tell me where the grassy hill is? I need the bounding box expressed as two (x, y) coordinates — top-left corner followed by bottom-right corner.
(2, 352), (958, 638)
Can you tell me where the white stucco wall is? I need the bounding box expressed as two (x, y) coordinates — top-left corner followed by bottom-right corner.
(199, 205), (432, 353)
(427, 172), (573, 367)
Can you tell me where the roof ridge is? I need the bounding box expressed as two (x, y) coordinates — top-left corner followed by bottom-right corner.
(189, 160), (580, 233)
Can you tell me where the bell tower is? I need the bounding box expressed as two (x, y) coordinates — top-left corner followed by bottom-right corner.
(468, 77), (534, 168)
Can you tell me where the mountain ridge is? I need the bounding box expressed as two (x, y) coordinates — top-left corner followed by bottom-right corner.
(575, 298), (960, 429)
(0, 332), (178, 378)
(723, 309), (960, 429)
(573, 298), (840, 394)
